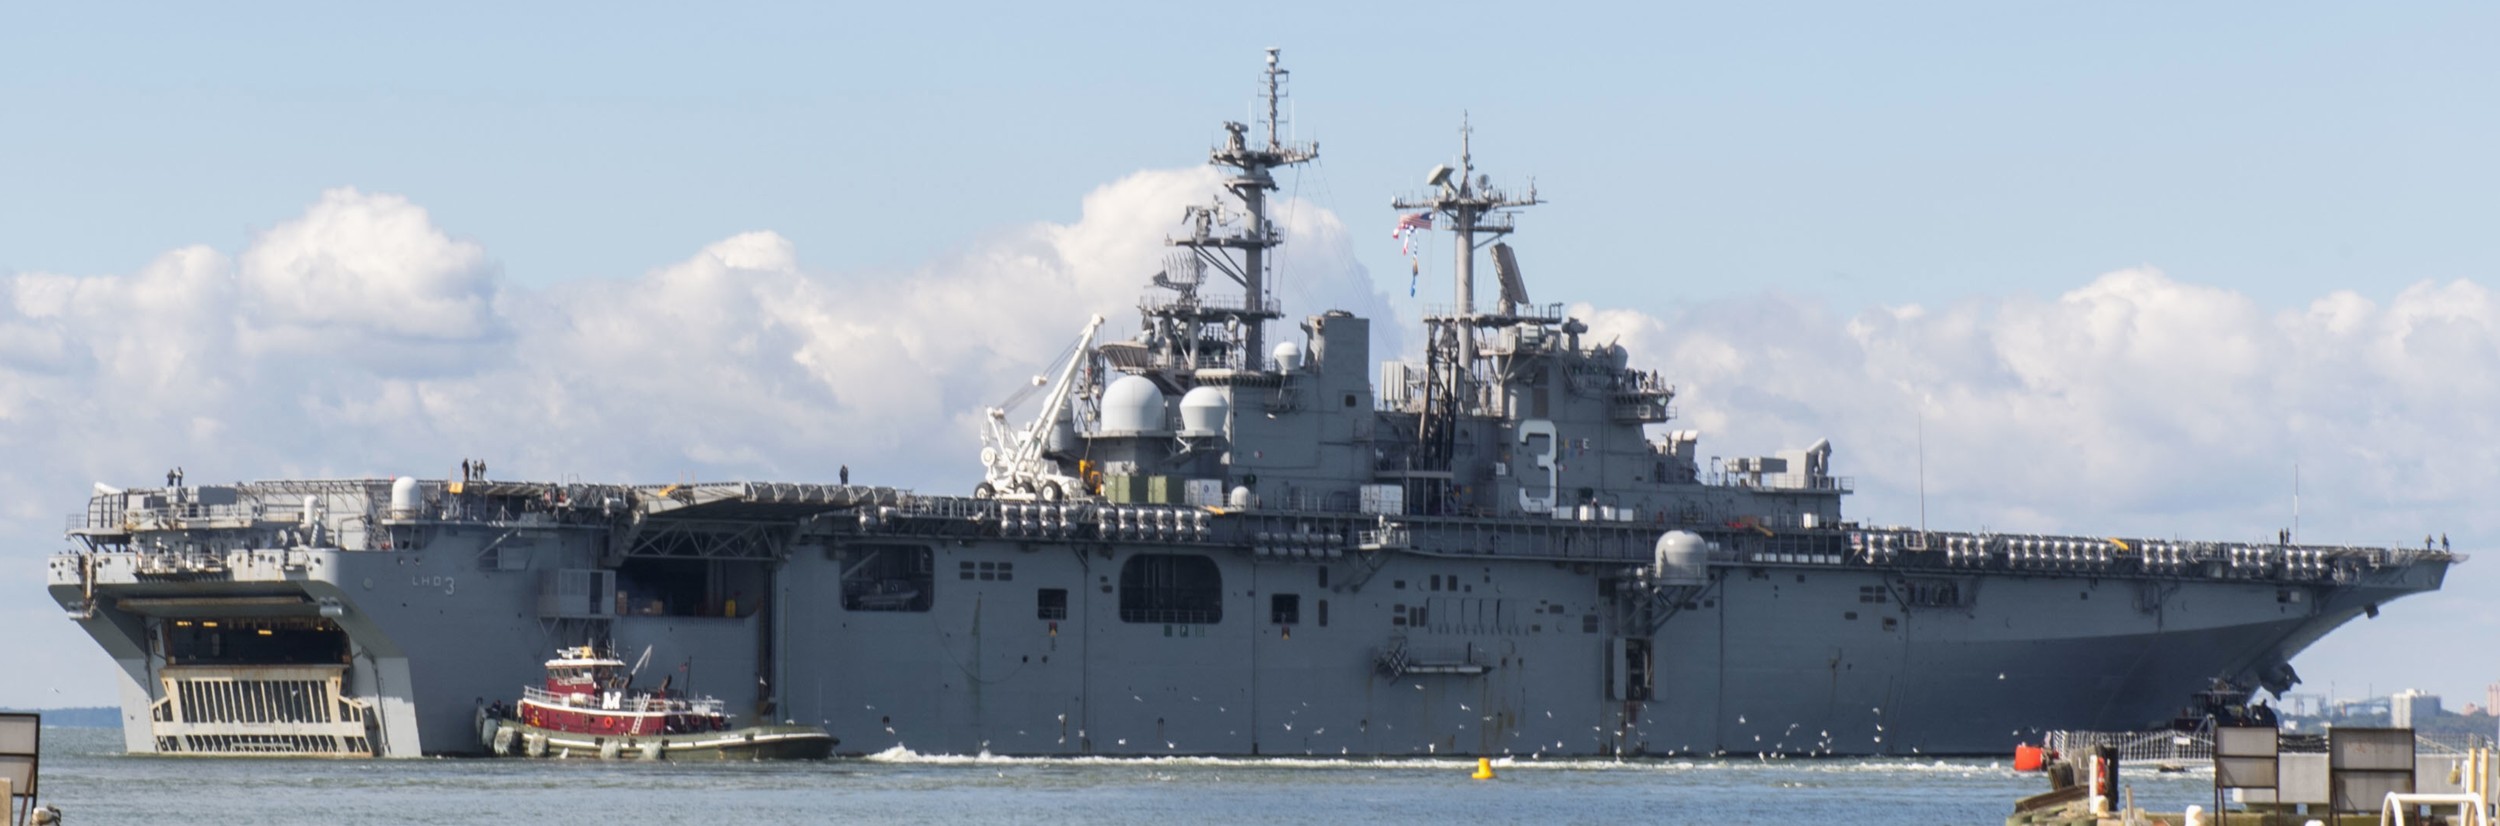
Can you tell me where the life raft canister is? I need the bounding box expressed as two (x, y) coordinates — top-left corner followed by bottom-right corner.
(2013, 743), (2046, 772)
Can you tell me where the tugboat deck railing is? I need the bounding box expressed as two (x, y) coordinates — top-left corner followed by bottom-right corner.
(518, 685), (726, 717)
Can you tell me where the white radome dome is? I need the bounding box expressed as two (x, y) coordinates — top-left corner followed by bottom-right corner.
(1178, 386), (1229, 436)
(1099, 375), (1168, 433)
(1271, 341), (1304, 373)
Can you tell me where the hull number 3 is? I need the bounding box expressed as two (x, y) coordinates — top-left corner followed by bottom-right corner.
(1517, 419), (1559, 514)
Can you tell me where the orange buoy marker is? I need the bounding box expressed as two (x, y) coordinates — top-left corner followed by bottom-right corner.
(1471, 757), (1496, 780)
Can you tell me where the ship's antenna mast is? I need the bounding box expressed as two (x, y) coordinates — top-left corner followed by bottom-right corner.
(1264, 46), (1285, 148)
(1391, 114), (1542, 398)
(1164, 47), (1318, 370)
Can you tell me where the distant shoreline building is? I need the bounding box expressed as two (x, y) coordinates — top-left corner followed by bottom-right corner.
(2393, 689), (2443, 729)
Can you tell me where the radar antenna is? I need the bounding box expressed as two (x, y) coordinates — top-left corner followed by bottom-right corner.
(1391, 116), (1545, 479)
(1392, 114), (1544, 343)
(1150, 250), (1206, 295)
(1153, 48), (1319, 372)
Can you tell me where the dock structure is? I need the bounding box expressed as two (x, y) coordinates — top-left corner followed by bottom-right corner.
(2013, 728), (2497, 825)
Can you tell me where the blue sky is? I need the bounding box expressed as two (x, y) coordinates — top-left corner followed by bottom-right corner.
(2, 2), (2496, 713)
(8, 2), (2493, 311)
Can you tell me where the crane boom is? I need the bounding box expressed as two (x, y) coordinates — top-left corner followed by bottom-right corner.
(977, 314), (1106, 501)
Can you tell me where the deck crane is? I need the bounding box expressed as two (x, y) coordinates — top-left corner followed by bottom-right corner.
(975, 314), (1106, 502)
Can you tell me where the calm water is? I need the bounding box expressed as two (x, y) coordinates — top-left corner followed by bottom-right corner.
(34, 726), (2225, 824)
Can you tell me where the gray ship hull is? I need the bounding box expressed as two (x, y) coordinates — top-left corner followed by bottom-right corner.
(46, 485), (2448, 759)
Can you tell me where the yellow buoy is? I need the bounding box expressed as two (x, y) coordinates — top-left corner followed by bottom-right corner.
(1471, 757), (1496, 780)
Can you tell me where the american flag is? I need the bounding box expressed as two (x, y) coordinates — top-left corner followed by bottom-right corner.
(1396, 212), (1434, 296)
(1394, 212), (1433, 256)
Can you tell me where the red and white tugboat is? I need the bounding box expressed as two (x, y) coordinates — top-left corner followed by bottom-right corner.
(478, 646), (834, 760)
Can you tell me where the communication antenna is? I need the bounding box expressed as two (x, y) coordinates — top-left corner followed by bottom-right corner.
(1263, 46), (1288, 149)
(1162, 48), (1317, 368)
(1390, 112), (1543, 373)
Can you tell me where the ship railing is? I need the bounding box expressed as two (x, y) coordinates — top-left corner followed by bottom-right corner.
(1703, 472), (1854, 494)
(2416, 732), (2499, 755)
(1357, 524), (1412, 550)
(1609, 400), (1676, 423)
(901, 496), (990, 521)
(95, 502), (264, 529)
(1850, 527), (2459, 581)
(518, 685), (726, 716)
(436, 501), (528, 525)
(77, 499), (593, 535)
(400, 496), (627, 530)
(1416, 301), (1567, 321)
(2047, 729), (2492, 764)
(1265, 491), (1350, 513)
(1560, 365), (1668, 398)
(1139, 292), (1278, 317)
(2047, 730), (2219, 764)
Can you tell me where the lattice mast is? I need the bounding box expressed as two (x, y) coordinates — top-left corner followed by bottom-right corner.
(1166, 48), (1319, 369)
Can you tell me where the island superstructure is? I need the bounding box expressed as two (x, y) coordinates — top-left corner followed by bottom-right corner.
(47, 50), (2456, 759)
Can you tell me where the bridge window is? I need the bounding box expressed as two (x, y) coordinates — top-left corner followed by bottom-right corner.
(837, 544), (933, 612)
(1037, 588), (1068, 620)
(1118, 554), (1223, 624)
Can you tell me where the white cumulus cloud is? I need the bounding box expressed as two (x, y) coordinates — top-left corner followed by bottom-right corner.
(1587, 269), (2498, 545)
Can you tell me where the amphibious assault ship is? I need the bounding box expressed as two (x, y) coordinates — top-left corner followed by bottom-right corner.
(47, 51), (2455, 759)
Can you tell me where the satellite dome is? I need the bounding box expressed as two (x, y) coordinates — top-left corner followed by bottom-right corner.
(1271, 341), (1304, 374)
(1178, 386), (1229, 437)
(1099, 375), (1168, 434)
(1653, 530), (1709, 586)
(388, 476), (419, 519)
